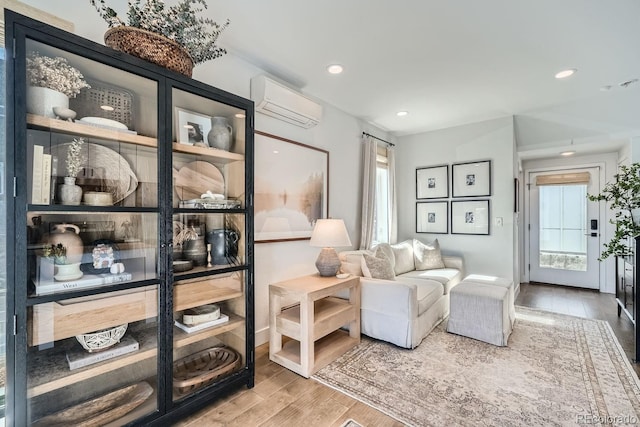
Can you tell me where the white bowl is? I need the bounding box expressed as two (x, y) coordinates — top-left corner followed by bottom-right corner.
(76, 324), (128, 353)
(83, 191), (113, 206)
(79, 117), (128, 130)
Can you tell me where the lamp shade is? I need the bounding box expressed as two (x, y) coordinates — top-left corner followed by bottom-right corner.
(309, 219), (352, 248)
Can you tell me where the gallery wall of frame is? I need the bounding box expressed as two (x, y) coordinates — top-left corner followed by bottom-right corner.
(416, 160), (492, 236)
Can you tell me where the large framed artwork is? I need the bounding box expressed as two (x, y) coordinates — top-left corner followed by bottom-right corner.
(452, 160), (491, 197)
(416, 165), (448, 199)
(175, 107), (212, 146)
(254, 131), (329, 243)
(451, 199), (490, 235)
(416, 201), (448, 234)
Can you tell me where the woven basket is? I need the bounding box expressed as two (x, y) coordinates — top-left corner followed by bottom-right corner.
(173, 346), (241, 395)
(104, 26), (194, 77)
(70, 79), (134, 129)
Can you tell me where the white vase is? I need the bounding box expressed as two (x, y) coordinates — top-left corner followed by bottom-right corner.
(59, 176), (82, 206)
(54, 262), (83, 281)
(27, 86), (69, 118)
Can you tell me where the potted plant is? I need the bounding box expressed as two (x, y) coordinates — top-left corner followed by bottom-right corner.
(172, 221), (199, 261)
(59, 137), (85, 205)
(26, 52), (90, 118)
(90, 0), (230, 76)
(588, 163), (640, 259)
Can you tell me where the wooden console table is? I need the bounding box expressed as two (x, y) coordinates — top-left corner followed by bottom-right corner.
(269, 274), (360, 378)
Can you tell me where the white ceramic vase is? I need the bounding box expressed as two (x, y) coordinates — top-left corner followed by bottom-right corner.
(54, 262), (83, 281)
(27, 86), (68, 118)
(59, 176), (83, 206)
(207, 116), (232, 151)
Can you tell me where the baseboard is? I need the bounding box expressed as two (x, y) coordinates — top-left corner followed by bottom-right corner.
(255, 326), (270, 347)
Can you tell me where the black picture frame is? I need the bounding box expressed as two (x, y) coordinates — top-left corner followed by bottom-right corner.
(416, 201), (448, 234)
(451, 200), (490, 235)
(452, 160), (492, 197)
(416, 164), (449, 199)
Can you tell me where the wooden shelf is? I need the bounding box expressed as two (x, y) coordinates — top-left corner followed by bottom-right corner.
(172, 143), (244, 163)
(273, 330), (359, 373)
(174, 275), (243, 312)
(278, 297), (356, 341)
(174, 313), (244, 348)
(27, 114), (157, 147)
(27, 315), (245, 398)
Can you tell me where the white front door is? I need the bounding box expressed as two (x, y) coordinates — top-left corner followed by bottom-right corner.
(529, 167), (600, 289)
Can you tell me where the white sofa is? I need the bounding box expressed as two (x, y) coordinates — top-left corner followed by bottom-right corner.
(338, 239), (464, 349)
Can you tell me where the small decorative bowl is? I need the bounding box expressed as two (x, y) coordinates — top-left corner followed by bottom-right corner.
(83, 191), (113, 206)
(183, 304), (220, 325)
(75, 323), (128, 353)
(173, 260), (193, 273)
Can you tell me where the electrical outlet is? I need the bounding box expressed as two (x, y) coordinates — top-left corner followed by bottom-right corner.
(495, 217), (503, 227)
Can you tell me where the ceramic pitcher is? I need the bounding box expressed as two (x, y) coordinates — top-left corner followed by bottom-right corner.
(207, 116), (232, 151)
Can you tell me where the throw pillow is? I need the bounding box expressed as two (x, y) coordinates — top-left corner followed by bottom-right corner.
(340, 261), (363, 277)
(374, 243), (395, 271)
(390, 239), (415, 275)
(413, 238), (445, 270)
(360, 249), (395, 280)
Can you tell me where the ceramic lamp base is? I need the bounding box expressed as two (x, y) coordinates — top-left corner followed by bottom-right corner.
(315, 247), (340, 277)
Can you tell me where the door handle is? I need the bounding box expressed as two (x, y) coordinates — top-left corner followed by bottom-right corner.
(584, 233), (599, 237)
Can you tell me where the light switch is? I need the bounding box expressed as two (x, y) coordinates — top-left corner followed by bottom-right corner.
(495, 217), (503, 227)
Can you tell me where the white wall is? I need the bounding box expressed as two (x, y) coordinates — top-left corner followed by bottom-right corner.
(16, 2), (389, 346)
(522, 151), (619, 293)
(396, 117), (517, 282)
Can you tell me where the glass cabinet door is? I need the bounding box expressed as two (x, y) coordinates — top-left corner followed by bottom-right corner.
(170, 88), (248, 401)
(22, 38), (160, 425)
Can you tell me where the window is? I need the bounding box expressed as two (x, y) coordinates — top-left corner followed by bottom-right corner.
(373, 146), (390, 245)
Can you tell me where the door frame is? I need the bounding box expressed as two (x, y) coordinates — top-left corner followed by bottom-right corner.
(523, 161), (608, 291)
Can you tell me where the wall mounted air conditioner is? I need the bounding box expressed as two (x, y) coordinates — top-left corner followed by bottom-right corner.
(250, 75), (323, 128)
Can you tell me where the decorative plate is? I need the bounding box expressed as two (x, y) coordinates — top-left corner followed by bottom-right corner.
(174, 161), (224, 201)
(31, 381), (153, 427)
(75, 323), (128, 352)
(51, 142), (138, 204)
(78, 116), (128, 130)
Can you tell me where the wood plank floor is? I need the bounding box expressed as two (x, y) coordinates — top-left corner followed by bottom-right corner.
(175, 283), (639, 426)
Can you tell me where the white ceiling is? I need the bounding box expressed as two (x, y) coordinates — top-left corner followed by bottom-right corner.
(21, 0), (640, 154)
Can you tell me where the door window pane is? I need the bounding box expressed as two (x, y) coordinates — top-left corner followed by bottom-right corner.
(539, 184), (587, 271)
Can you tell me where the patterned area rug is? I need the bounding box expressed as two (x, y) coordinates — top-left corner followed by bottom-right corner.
(313, 306), (640, 427)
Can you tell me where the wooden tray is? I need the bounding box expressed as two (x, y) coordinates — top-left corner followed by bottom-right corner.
(32, 381), (153, 427)
(173, 346), (241, 395)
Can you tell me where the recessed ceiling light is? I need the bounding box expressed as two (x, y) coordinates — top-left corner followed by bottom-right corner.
(396, 111), (408, 117)
(560, 151), (575, 156)
(600, 85), (612, 92)
(327, 64), (343, 74)
(273, 150), (279, 154)
(235, 113), (246, 118)
(555, 69), (577, 79)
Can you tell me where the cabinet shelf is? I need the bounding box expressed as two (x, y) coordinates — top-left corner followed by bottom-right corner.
(172, 143), (244, 163)
(27, 315), (245, 398)
(27, 114), (158, 147)
(277, 297), (356, 341)
(274, 330), (359, 372)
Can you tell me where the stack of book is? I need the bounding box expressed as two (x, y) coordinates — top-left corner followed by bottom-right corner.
(66, 335), (139, 370)
(174, 314), (229, 334)
(29, 144), (57, 205)
(34, 272), (133, 295)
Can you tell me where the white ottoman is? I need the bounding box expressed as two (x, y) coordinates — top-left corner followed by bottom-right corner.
(462, 274), (515, 327)
(447, 282), (512, 346)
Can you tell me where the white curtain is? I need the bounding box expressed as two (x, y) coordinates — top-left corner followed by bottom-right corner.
(387, 146), (398, 244)
(360, 135), (377, 249)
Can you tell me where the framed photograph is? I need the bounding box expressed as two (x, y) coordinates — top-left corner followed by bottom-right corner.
(452, 160), (491, 197)
(451, 200), (490, 235)
(175, 107), (212, 146)
(416, 201), (448, 234)
(416, 165), (448, 199)
(255, 131), (329, 243)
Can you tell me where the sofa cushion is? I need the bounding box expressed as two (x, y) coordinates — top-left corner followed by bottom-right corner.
(340, 261), (363, 277)
(361, 250), (395, 280)
(338, 250), (373, 277)
(396, 276), (444, 315)
(374, 243), (396, 271)
(390, 239), (415, 275)
(400, 268), (463, 294)
(413, 238), (445, 270)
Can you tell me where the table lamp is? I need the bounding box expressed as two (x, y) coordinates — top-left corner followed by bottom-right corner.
(310, 218), (352, 276)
